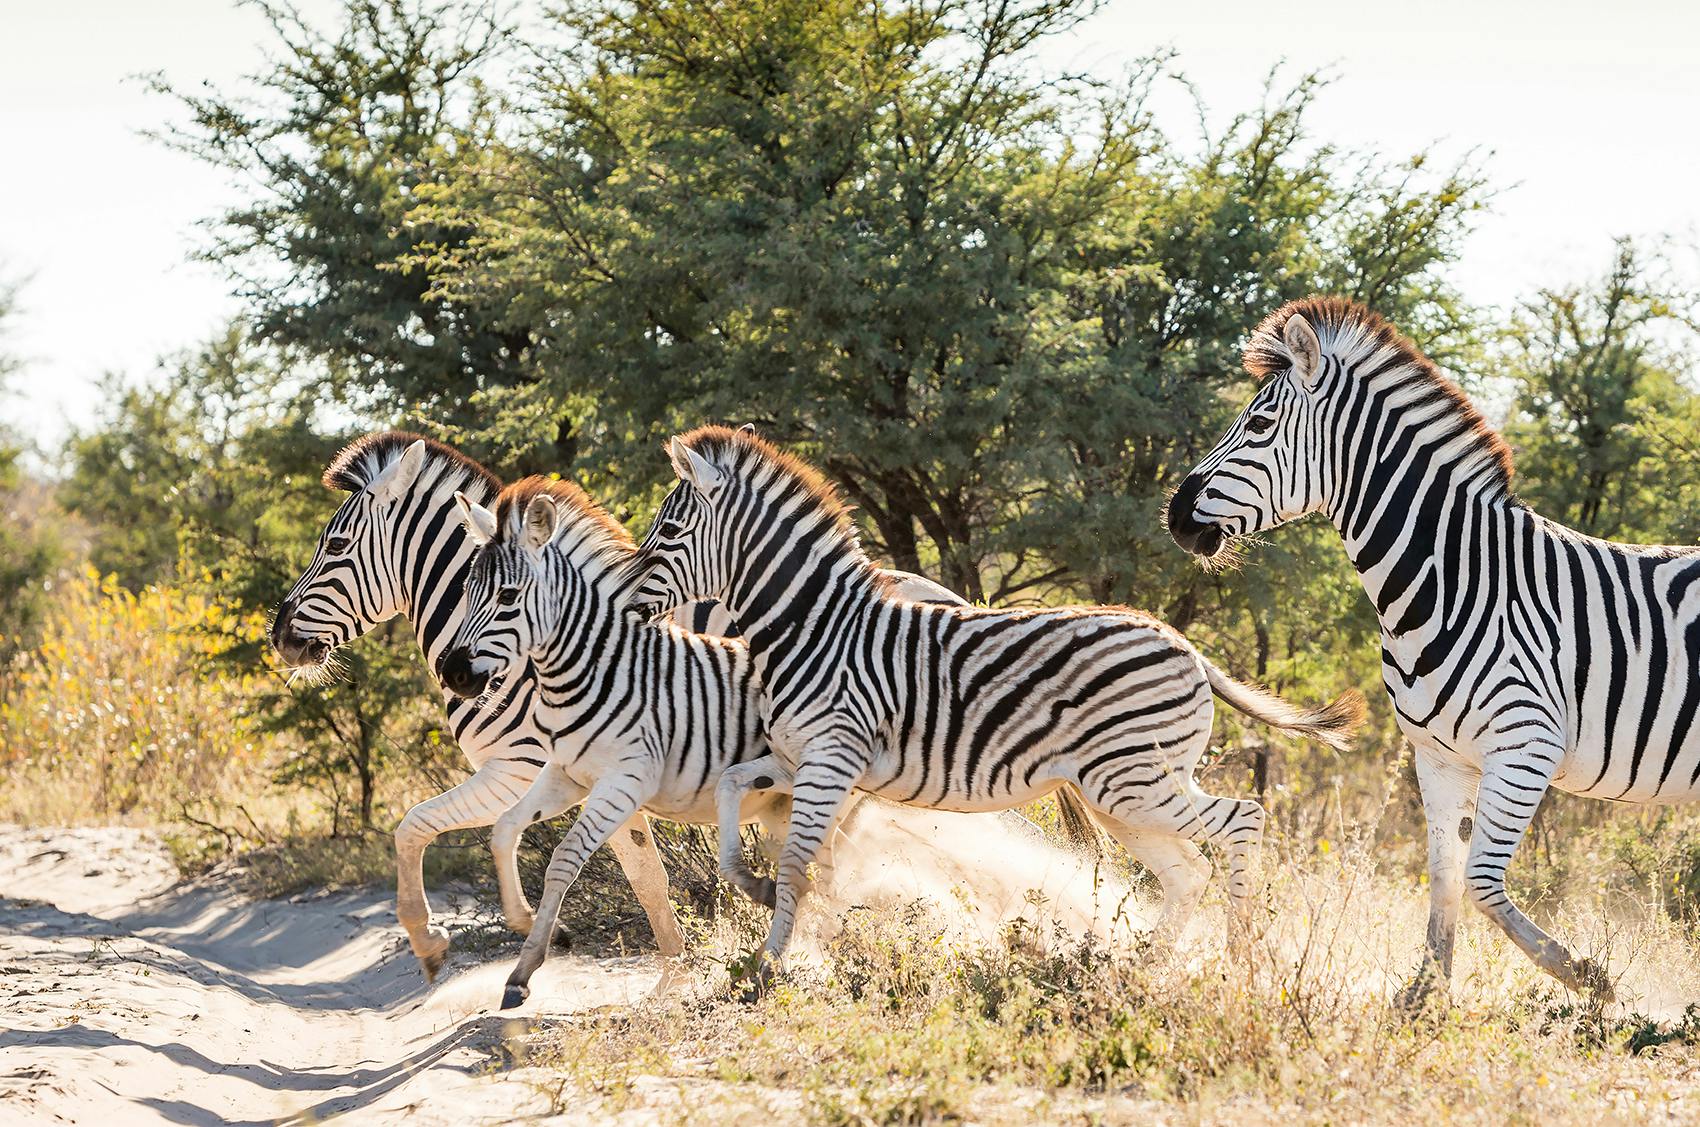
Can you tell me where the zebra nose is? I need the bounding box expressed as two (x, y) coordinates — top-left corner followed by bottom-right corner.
(270, 599), (328, 666)
(271, 598), (297, 649)
(1166, 473), (1225, 557)
(437, 647), (488, 699)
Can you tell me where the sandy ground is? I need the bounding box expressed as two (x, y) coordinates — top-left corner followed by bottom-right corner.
(0, 824), (668, 1125)
(0, 812), (1134, 1125)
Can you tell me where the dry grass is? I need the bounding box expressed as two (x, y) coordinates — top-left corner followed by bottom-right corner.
(12, 570), (1700, 1124)
(0, 567), (279, 824)
(507, 804), (1700, 1126)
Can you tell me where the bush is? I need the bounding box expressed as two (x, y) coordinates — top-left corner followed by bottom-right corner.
(0, 567), (274, 823)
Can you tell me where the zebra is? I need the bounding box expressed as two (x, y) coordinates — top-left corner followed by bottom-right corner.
(271, 432), (698, 980)
(273, 432), (985, 981)
(1166, 295), (1690, 1003)
(624, 426), (1365, 983)
(435, 476), (826, 1009)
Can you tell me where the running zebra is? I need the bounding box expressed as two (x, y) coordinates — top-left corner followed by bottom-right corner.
(625, 427), (1364, 982)
(1168, 296), (1692, 1002)
(273, 433), (691, 979)
(275, 435), (972, 985)
(274, 432), (976, 980)
(438, 477), (811, 1009)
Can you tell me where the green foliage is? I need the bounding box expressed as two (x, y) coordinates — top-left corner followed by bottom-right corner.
(59, 328), (452, 831)
(1503, 238), (1700, 542)
(418, 0), (1488, 614)
(150, 0), (553, 468)
(0, 273), (63, 658)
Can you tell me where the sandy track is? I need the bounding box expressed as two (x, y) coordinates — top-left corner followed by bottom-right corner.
(0, 810), (1139, 1125)
(0, 825), (663, 1125)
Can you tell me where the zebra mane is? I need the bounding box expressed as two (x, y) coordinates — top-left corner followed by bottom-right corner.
(323, 431), (501, 497)
(493, 476), (636, 579)
(1245, 296), (1515, 495)
(676, 425), (889, 578)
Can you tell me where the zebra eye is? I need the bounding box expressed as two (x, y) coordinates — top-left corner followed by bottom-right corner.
(325, 537), (352, 555)
(657, 519), (684, 538)
(1246, 414), (1276, 435)
(497, 586), (521, 606)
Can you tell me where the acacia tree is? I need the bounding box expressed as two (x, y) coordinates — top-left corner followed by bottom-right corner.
(424, 0), (1154, 600)
(151, 0), (554, 467)
(1503, 239), (1700, 542)
(426, 1), (1488, 606)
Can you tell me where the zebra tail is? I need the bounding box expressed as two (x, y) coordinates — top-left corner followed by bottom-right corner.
(1052, 785), (1109, 858)
(1201, 659), (1367, 752)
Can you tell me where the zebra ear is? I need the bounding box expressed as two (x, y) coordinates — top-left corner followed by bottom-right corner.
(454, 491), (497, 546)
(522, 495), (559, 552)
(370, 439), (427, 503)
(670, 437), (725, 496)
(737, 422), (757, 437)
(1283, 314), (1323, 390)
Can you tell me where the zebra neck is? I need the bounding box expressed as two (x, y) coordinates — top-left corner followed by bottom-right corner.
(393, 480), (495, 669)
(532, 604), (642, 717)
(1332, 439), (1516, 659)
(723, 534), (883, 663)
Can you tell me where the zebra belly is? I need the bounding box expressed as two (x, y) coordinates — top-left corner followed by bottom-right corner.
(857, 751), (1063, 813)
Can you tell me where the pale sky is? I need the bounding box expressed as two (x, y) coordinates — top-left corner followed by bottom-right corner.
(2, 0), (1696, 450)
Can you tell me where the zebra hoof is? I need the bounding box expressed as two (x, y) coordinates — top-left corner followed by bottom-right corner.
(500, 981), (530, 1010)
(420, 948), (448, 983)
(1392, 965), (1445, 1017)
(415, 927), (451, 983)
(753, 876), (776, 909)
(751, 956), (778, 996)
(1574, 958), (1616, 1003)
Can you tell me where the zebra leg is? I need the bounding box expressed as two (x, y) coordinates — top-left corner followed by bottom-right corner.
(1091, 817), (1212, 944)
(755, 754), (864, 989)
(604, 814), (686, 957)
(1464, 757), (1614, 1000)
(716, 755), (792, 908)
(812, 790), (868, 896)
(1395, 749), (1479, 1010)
(490, 762), (586, 935)
(394, 756), (537, 982)
(501, 772), (650, 1010)
(1183, 786), (1267, 946)
(747, 787), (863, 902)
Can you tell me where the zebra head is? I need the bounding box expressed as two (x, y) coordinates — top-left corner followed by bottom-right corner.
(437, 492), (552, 700)
(272, 437), (429, 671)
(437, 476), (637, 700)
(628, 433), (740, 617)
(1168, 307), (1331, 562)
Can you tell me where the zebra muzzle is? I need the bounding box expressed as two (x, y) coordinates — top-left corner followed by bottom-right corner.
(437, 646), (489, 699)
(1166, 474), (1228, 558)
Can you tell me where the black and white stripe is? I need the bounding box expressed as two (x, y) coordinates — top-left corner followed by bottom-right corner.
(438, 476), (818, 1009)
(627, 427), (1364, 979)
(275, 434), (1072, 989)
(273, 433), (708, 979)
(1171, 296), (1684, 1001)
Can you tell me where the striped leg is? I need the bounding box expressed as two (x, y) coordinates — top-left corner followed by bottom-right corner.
(501, 771), (651, 1009)
(1465, 750), (1613, 998)
(756, 753), (864, 986)
(716, 755), (793, 908)
(394, 756), (536, 981)
(1092, 817), (1211, 943)
(1396, 748), (1479, 1009)
(1186, 786), (1267, 939)
(490, 762), (586, 934)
